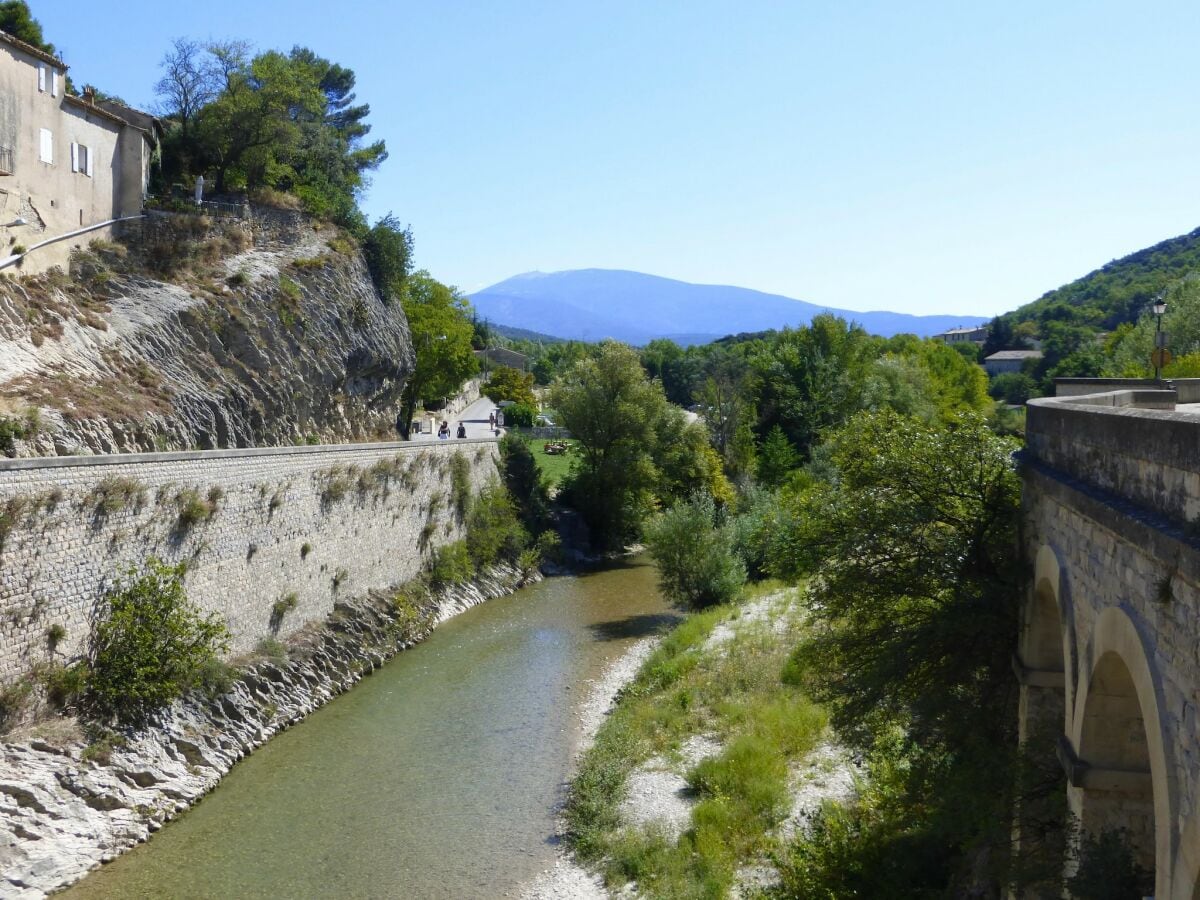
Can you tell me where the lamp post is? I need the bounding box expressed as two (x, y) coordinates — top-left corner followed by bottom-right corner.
(1153, 294), (1168, 381)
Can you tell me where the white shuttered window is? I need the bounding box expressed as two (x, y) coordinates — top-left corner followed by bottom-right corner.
(38, 128), (53, 164)
(70, 143), (94, 176)
(37, 62), (45, 92)
(50, 69), (58, 97)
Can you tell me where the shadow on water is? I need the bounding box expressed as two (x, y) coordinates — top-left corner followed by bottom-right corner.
(587, 611), (682, 642)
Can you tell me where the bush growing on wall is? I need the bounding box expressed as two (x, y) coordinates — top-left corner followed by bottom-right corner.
(84, 558), (228, 726)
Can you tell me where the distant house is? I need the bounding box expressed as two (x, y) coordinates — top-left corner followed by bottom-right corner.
(935, 325), (989, 344)
(983, 350), (1043, 376)
(0, 29), (160, 273)
(474, 347), (529, 371)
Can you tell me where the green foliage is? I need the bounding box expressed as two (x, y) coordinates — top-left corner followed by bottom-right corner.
(989, 371), (1038, 404)
(41, 661), (87, 709)
(499, 434), (552, 532)
(551, 341), (670, 548)
(465, 483), (529, 570)
(0, 676), (31, 731)
(756, 425), (798, 489)
(688, 733), (789, 820)
(567, 592), (822, 896)
(270, 592), (298, 632)
(1067, 829), (1155, 899)
(448, 451), (472, 520)
(397, 272), (478, 439)
(644, 493), (745, 609)
(0, 414), (30, 458)
(483, 366), (536, 406)
(157, 42), (385, 223)
(361, 214), (412, 302)
(501, 402), (536, 427)
(89, 476), (147, 516)
(84, 558), (228, 725)
(429, 540), (473, 586)
(174, 486), (220, 529)
(45, 622), (66, 650)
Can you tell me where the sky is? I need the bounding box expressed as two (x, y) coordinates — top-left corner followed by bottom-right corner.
(33, 0), (1200, 317)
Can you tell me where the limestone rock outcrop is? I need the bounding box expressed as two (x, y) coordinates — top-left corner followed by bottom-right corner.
(0, 207), (414, 456)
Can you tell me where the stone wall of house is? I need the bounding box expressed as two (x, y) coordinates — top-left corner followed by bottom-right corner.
(0, 438), (499, 684)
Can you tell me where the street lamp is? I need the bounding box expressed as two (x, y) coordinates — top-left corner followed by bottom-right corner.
(1153, 294), (1168, 381)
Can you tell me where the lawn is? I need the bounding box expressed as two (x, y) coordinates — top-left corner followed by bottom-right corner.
(520, 435), (577, 487)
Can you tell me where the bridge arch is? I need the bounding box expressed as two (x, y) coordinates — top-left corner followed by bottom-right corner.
(1068, 606), (1175, 895)
(1017, 544), (1073, 743)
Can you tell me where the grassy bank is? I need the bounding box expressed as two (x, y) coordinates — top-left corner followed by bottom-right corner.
(518, 434), (577, 487)
(565, 583), (832, 898)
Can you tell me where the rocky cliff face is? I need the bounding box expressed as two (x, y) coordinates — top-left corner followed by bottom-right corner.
(0, 207), (414, 456)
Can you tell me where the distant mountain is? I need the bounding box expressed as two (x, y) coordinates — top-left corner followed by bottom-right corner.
(489, 323), (567, 343)
(470, 269), (987, 346)
(998, 226), (1200, 330)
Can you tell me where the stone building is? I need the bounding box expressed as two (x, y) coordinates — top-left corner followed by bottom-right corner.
(0, 29), (159, 273)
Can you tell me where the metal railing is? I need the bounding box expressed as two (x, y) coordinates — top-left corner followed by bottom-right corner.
(0, 146), (12, 175)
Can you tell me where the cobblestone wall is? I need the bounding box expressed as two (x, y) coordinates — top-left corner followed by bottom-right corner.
(0, 439), (499, 682)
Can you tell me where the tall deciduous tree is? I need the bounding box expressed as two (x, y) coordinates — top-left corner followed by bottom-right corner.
(551, 341), (670, 547)
(397, 272), (477, 439)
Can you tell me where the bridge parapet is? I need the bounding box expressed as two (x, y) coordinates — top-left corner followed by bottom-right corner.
(1028, 389), (1200, 525)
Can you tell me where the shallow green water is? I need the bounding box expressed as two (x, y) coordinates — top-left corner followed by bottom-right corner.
(65, 559), (675, 900)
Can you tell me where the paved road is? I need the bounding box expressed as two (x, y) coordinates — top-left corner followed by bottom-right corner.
(410, 395), (501, 442)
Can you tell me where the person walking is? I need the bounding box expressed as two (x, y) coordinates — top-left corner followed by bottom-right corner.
(438, 420), (450, 439)
(456, 421), (467, 439)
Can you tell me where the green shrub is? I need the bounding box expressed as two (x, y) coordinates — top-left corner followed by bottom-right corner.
(465, 484), (529, 570)
(90, 475), (147, 516)
(278, 274), (301, 300)
(0, 496), (30, 552)
(499, 433), (551, 532)
(174, 487), (218, 530)
(503, 402), (537, 427)
(429, 540), (474, 586)
(45, 622), (66, 650)
(0, 415), (29, 457)
(0, 677), (32, 731)
(644, 493), (746, 609)
(270, 592), (299, 632)
(254, 637), (288, 661)
(84, 558), (228, 725)
(1067, 829), (1154, 899)
(449, 450), (472, 520)
(40, 662), (87, 709)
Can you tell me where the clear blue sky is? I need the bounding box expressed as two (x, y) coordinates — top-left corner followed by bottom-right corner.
(34, 1), (1200, 317)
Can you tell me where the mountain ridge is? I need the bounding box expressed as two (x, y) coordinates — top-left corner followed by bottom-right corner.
(470, 268), (988, 345)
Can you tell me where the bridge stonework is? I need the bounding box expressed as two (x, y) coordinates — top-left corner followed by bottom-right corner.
(1022, 388), (1200, 898)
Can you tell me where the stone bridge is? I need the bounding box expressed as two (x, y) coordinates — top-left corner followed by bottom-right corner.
(1021, 381), (1200, 897)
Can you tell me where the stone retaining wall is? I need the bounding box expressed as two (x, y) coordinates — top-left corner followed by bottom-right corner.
(0, 438), (499, 684)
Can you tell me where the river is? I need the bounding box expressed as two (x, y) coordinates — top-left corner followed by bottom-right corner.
(63, 558), (675, 900)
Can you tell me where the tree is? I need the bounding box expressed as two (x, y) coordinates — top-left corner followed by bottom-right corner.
(797, 410), (1022, 750)
(362, 214), (413, 303)
(756, 425), (798, 488)
(644, 493), (745, 609)
(397, 272), (477, 439)
(483, 366), (536, 406)
(154, 37), (220, 140)
(0, 2), (53, 53)
(551, 341), (671, 548)
(499, 433), (551, 533)
(750, 315), (876, 457)
(84, 558), (228, 726)
(780, 410), (1025, 892)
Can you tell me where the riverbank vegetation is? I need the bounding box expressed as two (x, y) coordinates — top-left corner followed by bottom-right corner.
(567, 586), (826, 898)
(550, 313), (1114, 895)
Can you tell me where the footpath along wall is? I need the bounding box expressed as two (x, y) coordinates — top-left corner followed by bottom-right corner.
(0, 437), (499, 684)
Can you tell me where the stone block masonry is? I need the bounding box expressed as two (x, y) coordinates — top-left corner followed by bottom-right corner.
(0, 438), (500, 684)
